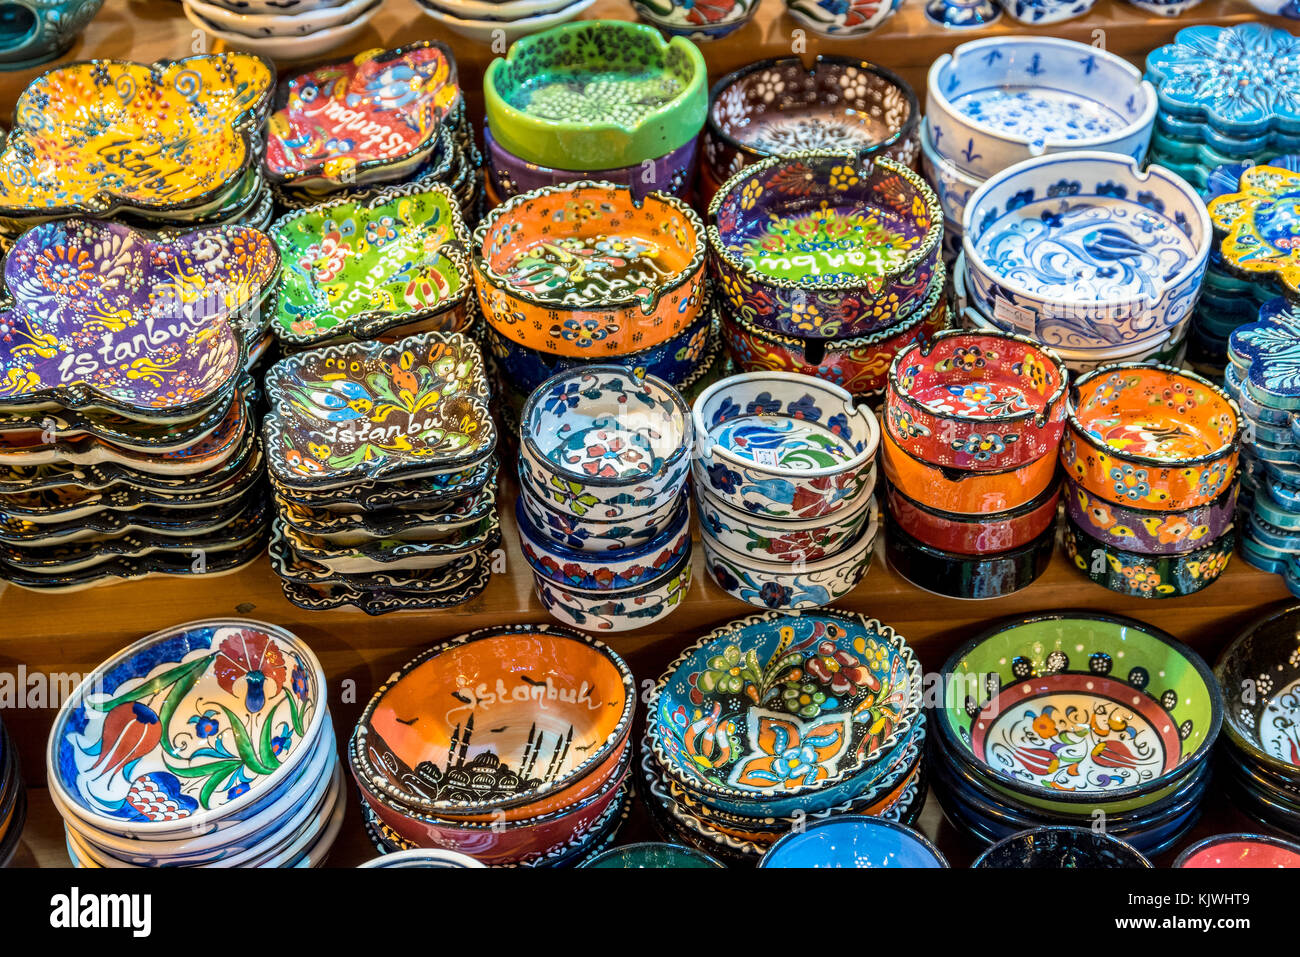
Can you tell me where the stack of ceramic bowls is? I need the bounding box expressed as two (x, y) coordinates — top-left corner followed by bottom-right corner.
(183, 0), (382, 60)
(415, 0), (596, 43)
(693, 372), (881, 610)
(264, 43), (481, 224)
(516, 367), (693, 632)
(1228, 298), (1300, 589)
(349, 624), (636, 866)
(0, 220), (277, 593)
(641, 610), (928, 866)
(931, 612), (1222, 858)
(1215, 606), (1300, 835)
(882, 330), (1066, 600)
(632, 0), (759, 40)
(481, 21), (705, 205)
(782, 0), (903, 38)
(474, 180), (708, 411)
(0, 714), (24, 867)
(263, 332), (501, 615)
(48, 619), (342, 868)
(701, 56), (921, 207)
(760, 817), (947, 868)
(0, 53), (274, 240)
(973, 827), (1151, 868)
(925, 37), (1156, 263)
(1060, 364), (1240, 599)
(709, 150), (947, 403)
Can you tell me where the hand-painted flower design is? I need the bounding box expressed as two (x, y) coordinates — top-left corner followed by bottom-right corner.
(706, 461), (743, 495)
(1110, 464), (1151, 501)
(189, 710), (221, 739)
(781, 680), (835, 719)
(213, 630), (288, 713)
(806, 640), (879, 696)
(92, 702), (162, 779)
(727, 709), (852, 790)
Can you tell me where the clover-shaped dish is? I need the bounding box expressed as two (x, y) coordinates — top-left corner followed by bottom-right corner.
(0, 220), (276, 421)
(1230, 296), (1300, 411)
(0, 53), (274, 220)
(270, 182), (471, 349)
(263, 330), (494, 491)
(265, 42), (461, 191)
(1209, 165), (1300, 300)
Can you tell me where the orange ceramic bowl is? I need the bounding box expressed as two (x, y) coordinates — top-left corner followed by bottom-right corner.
(348, 624), (635, 823)
(1061, 362), (1242, 510)
(881, 427), (1057, 515)
(472, 180), (706, 359)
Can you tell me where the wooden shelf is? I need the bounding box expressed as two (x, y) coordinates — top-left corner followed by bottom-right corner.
(0, 0), (1297, 867)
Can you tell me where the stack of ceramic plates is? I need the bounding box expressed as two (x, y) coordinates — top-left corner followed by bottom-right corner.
(924, 37), (1156, 262)
(0, 54), (274, 239)
(930, 612), (1221, 858)
(349, 624), (636, 867)
(710, 151), (947, 404)
(416, 0), (596, 43)
(263, 331), (499, 615)
(480, 21), (704, 206)
(515, 367), (694, 633)
(0, 715), (25, 868)
(640, 610), (927, 867)
(183, 0), (383, 60)
(881, 329), (1064, 600)
(1060, 364), (1240, 599)
(48, 619), (342, 868)
(0, 221), (277, 593)
(692, 372), (881, 611)
(1229, 298), (1300, 590)
(1215, 605), (1300, 835)
(264, 43), (482, 225)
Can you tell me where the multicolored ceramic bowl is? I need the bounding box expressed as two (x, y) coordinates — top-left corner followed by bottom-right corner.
(782, 0), (905, 37)
(708, 151), (942, 339)
(1215, 606), (1300, 780)
(474, 181), (706, 359)
(1064, 477), (1237, 555)
(631, 0), (760, 40)
(972, 826), (1151, 867)
(886, 329), (1068, 472)
(885, 476), (1059, 556)
(696, 476), (874, 563)
(759, 815), (947, 867)
(516, 467), (685, 553)
(1063, 514), (1234, 598)
(533, 541), (694, 632)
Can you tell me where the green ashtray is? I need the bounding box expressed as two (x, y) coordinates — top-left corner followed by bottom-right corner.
(484, 20), (707, 172)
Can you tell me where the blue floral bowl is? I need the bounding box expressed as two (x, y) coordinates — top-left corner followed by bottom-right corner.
(0, 0), (104, 69)
(532, 540), (693, 632)
(782, 0), (904, 38)
(1002, 0), (1094, 23)
(516, 462), (685, 553)
(759, 815), (948, 867)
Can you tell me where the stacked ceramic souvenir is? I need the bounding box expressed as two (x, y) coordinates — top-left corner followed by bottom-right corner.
(263, 331), (500, 615)
(48, 619), (343, 868)
(1059, 364), (1241, 599)
(481, 21), (705, 206)
(0, 221), (276, 593)
(709, 150), (948, 403)
(414, 0), (596, 43)
(349, 625), (636, 866)
(882, 330), (1065, 600)
(0, 54), (275, 241)
(265, 43), (481, 225)
(1215, 607), (1300, 836)
(515, 367), (694, 632)
(924, 37), (1156, 266)
(930, 613), (1221, 858)
(182, 0), (383, 60)
(692, 372), (881, 610)
(640, 610), (928, 866)
(0, 714), (25, 868)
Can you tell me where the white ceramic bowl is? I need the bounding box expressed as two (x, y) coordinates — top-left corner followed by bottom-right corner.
(920, 117), (983, 227)
(184, 1), (379, 57)
(186, 0), (375, 34)
(1002, 0), (1097, 24)
(413, 0), (597, 42)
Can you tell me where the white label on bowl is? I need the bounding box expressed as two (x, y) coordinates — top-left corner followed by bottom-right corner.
(992, 297), (1036, 332)
(752, 447), (780, 467)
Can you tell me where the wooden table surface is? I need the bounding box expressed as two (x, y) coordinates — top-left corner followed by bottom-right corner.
(0, 0), (1297, 867)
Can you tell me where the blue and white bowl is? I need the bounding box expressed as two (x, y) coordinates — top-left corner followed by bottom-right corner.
(920, 117), (982, 226)
(782, 0), (903, 37)
(1123, 0), (1203, 16)
(516, 465), (685, 553)
(1002, 0), (1094, 23)
(532, 540), (694, 632)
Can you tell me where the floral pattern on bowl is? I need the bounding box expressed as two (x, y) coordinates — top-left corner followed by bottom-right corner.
(534, 543), (694, 632)
(631, 0), (759, 39)
(1215, 606), (1300, 778)
(782, 0), (904, 38)
(1066, 479), (1237, 555)
(1230, 296), (1300, 411)
(1064, 514), (1234, 598)
(1209, 165), (1300, 300)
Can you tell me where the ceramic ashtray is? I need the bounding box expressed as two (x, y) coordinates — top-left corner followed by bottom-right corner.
(708, 150), (942, 338)
(483, 20), (708, 171)
(885, 329), (1067, 472)
(474, 181), (706, 359)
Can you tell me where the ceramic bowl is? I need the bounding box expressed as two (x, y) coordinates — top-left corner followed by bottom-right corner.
(631, 0), (759, 39)
(760, 815), (946, 867)
(885, 475), (1059, 556)
(782, 0), (904, 37)
(1061, 363), (1241, 510)
(1174, 832), (1300, 868)
(1209, 164), (1300, 302)
(708, 151), (942, 339)
(880, 427), (1057, 515)
(1001, 0), (1096, 23)
(349, 623), (635, 819)
(972, 826), (1151, 867)
(519, 366), (692, 521)
(696, 476), (873, 563)
(1064, 477), (1237, 555)
(187, 0), (375, 34)
(647, 609), (923, 815)
(0, 0), (104, 69)
(483, 20), (707, 171)
(936, 612), (1222, 810)
(702, 504), (879, 609)
(704, 56), (920, 186)
(533, 541), (693, 632)
(358, 847), (486, 868)
(412, 0), (600, 45)
(926, 37), (1156, 182)
(1215, 606), (1300, 780)
(692, 371), (880, 520)
(473, 181), (706, 359)
(47, 619), (327, 839)
(720, 262), (950, 398)
(919, 119), (983, 228)
(183, 3), (380, 60)
(885, 329), (1068, 472)
(516, 469), (685, 553)
(580, 841), (723, 867)
(963, 153), (1210, 353)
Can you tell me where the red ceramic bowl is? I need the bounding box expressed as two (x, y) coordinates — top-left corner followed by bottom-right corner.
(886, 329), (1067, 471)
(885, 476), (1060, 555)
